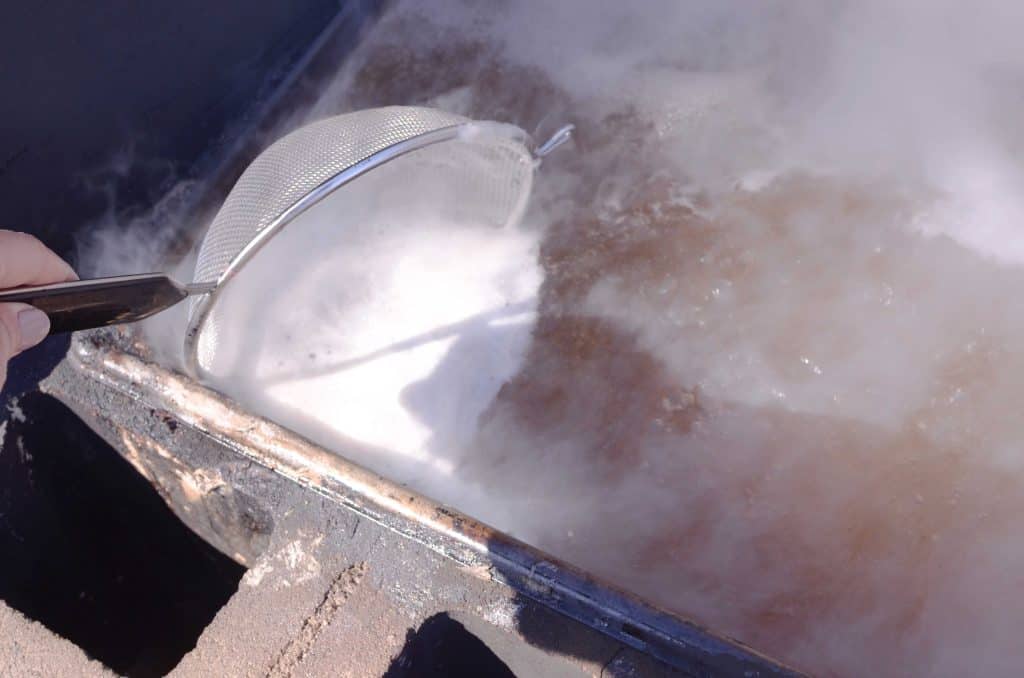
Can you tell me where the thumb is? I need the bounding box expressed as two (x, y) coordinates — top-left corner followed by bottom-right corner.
(0, 303), (51, 376)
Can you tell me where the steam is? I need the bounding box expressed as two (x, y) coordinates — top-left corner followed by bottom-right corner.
(195, 147), (543, 488)
(79, 1), (1024, 675)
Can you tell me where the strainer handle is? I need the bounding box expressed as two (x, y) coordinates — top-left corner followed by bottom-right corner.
(0, 273), (209, 333)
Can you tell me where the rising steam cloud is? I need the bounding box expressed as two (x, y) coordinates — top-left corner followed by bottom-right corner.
(80, 1), (1024, 675)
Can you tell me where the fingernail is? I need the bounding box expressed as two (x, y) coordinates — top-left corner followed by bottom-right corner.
(17, 308), (50, 349)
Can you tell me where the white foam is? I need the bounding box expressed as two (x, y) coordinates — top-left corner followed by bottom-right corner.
(192, 152), (542, 487)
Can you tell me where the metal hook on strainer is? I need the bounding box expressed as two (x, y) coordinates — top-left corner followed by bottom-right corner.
(0, 106), (573, 377)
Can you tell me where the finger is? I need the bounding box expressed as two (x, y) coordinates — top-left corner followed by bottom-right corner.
(0, 230), (77, 289)
(0, 302), (51, 361)
(0, 303), (52, 393)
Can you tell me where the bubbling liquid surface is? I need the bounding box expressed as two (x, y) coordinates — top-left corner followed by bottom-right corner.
(472, 172), (1024, 676)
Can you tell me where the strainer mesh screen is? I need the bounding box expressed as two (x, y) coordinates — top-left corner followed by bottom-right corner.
(192, 107), (468, 288)
(188, 105), (536, 374)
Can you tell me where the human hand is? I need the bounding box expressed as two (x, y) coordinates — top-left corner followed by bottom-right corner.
(0, 230), (77, 390)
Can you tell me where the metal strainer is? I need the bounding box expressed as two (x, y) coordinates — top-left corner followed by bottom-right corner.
(0, 106), (572, 377)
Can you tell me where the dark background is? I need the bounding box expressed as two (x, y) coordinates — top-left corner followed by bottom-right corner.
(0, 2), (339, 675)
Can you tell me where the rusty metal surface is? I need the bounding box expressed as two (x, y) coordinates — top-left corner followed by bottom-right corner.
(41, 329), (801, 677)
